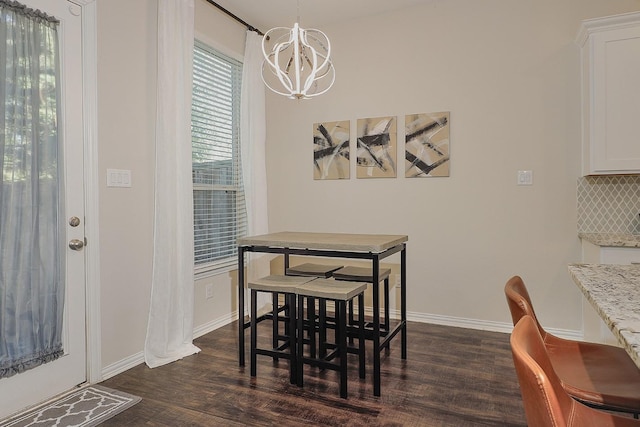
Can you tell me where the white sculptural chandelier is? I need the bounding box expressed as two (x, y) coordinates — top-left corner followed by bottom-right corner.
(261, 16), (335, 99)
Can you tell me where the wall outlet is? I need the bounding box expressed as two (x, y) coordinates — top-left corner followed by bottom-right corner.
(205, 284), (214, 300)
(517, 170), (533, 185)
(106, 168), (132, 188)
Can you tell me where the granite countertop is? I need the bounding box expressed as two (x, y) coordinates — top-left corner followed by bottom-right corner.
(568, 263), (640, 369)
(578, 233), (640, 248)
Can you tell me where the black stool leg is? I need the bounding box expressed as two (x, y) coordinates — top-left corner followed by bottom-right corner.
(337, 299), (348, 399)
(308, 297), (316, 359)
(358, 293), (366, 379)
(297, 294), (304, 387)
(348, 299), (355, 345)
(384, 277), (390, 331)
(250, 289), (258, 377)
(284, 292), (290, 337)
(319, 298), (327, 360)
(272, 292), (279, 360)
(287, 293), (297, 385)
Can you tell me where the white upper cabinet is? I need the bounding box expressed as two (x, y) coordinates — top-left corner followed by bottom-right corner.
(577, 12), (640, 175)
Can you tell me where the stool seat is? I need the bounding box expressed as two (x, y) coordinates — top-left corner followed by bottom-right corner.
(248, 274), (315, 292)
(286, 263), (343, 278)
(333, 266), (391, 282)
(296, 278), (367, 300)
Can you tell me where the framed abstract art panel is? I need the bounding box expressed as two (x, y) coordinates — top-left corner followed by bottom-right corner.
(356, 116), (397, 179)
(313, 120), (350, 180)
(405, 112), (450, 178)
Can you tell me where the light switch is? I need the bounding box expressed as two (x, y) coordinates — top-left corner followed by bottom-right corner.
(107, 169), (132, 188)
(517, 170), (533, 186)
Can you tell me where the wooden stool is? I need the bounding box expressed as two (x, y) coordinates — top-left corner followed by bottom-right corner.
(296, 278), (366, 399)
(248, 275), (315, 385)
(286, 263), (343, 358)
(333, 266), (392, 332)
(286, 262), (343, 278)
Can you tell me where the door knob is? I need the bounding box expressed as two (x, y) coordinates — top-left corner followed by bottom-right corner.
(69, 239), (84, 251)
(69, 216), (81, 227)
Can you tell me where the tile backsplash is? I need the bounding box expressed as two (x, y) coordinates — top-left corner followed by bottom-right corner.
(577, 176), (640, 234)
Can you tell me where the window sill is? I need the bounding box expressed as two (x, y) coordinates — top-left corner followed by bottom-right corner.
(194, 260), (238, 280)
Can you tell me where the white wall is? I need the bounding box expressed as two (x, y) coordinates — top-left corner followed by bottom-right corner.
(95, 0), (640, 375)
(97, 0), (157, 370)
(96, 0), (246, 372)
(264, 0), (640, 331)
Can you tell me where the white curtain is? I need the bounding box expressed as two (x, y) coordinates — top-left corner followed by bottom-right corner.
(0, 1), (64, 378)
(144, 0), (200, 368)
(240, 31), (270, 310)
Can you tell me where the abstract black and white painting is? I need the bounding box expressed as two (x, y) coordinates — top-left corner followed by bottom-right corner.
(313, 120), (350, 180)
(356, 116), (397, 178)
(405, 112), (450, 177)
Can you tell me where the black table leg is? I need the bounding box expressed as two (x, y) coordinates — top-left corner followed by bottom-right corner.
(401, 244), (407, 360)
(238, 246), (246, 366)
(372, 256), (381, 397)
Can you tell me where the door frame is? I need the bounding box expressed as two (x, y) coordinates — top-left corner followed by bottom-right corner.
(72, 0), (102, 384)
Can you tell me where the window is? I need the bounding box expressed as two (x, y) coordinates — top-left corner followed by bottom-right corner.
(191, 40), (246, 275)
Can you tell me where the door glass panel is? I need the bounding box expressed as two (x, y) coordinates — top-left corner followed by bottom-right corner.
(0, 1), (65, 378)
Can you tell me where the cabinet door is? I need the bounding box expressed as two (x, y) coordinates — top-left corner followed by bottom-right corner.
(600, 246), (640, 264)
(590, 26), (640, 174)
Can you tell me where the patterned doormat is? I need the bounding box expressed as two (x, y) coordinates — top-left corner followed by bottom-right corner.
(0, 385), (141, 427)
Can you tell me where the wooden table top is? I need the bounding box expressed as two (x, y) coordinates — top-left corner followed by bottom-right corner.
(238, 231), (408, 253)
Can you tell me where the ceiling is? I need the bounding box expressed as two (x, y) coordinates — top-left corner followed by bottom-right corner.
(208, 0), (428, 34)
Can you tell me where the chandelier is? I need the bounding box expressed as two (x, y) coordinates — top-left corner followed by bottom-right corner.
(261, 13), (335, 99)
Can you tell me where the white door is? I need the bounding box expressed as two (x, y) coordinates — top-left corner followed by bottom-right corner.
(0, 0), (86, 419)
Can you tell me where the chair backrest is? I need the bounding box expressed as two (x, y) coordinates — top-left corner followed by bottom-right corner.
(504, 275), (548, 340)
(510, 315), (640, 427)
(510, 315), (571, 427)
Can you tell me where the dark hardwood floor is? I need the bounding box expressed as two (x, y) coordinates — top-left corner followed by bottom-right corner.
(100, 320), (526, 426)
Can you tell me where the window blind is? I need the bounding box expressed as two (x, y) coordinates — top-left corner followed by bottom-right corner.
(192, 40), (246, 273)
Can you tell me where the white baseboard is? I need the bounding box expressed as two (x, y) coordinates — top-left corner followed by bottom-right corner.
(402, 309), (583, 341)
(101, 351), (144, 381)
(101, 309), (583, 380)
(101, 313), (236, 380)
(193, 312), (236, 339)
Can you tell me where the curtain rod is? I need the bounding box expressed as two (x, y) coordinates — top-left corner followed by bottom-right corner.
(204, 0), (264, 36)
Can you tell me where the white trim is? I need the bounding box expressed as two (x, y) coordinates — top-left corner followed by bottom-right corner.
(101, 352), (144, 381)
(404, 309), (583, 341)
(362, 307), (583, 340)
(194, 30), (243, 63)
(75, 0), (102, 384)
(193, 313), (237, 339)
(539, 326), (584, 341)
(576, 11), (640, 46)
(101, 314), (235, 380)
(100, 308), (585, 380)
(194, 258), (238, 280)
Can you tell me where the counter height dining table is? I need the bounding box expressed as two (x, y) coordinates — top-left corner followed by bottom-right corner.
(237, 231), (408, 396)
(568, 263), (640, 369)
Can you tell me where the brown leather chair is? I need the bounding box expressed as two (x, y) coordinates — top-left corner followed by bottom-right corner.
(510, 315), (640, 427)
(505, 276), (640, 417)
